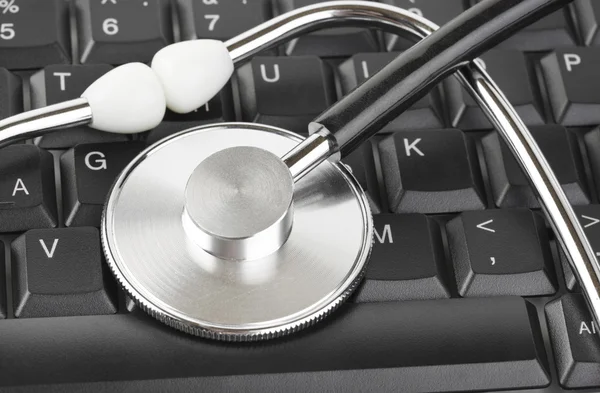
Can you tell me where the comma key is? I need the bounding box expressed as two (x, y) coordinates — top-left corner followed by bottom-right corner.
(446, 209), (557, 297)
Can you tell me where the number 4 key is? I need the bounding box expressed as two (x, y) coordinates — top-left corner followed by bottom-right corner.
(75, 0), (173, 64)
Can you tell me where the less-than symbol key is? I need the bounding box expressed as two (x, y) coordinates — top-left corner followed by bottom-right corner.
(479, 221), (498, 268)
(446, 209), (556, 297)
(477, 219), (495, 233)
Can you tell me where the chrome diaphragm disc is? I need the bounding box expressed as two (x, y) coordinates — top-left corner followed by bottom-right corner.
(101, 123), (372, 341)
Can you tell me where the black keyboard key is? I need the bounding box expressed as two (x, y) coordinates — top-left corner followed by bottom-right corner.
(546, 294), (600, 389)
(0, 0), (70, 70)
(504, 10), (576, 50)
(341, 143), (374, 192)
(473, 2), (576, 50)
(584, 126), (600, 197)
(146, 89), (234, 145)
(541, 48), (600, 126)
(482, 125), (589, 208)
(560, 205), (600, 291)
(237, 56), (335, 134)
(383, 0), (466, 50)
(0, 297), (550, 391)
(30, 64), (112, 106)
(0, 241), (5, 319)
(277, 0), (380, 56)
(573, 0), (600, 46)
(76, 0), (172, 64)
(447, 209), (557, 297)
(354, 214), (449, 302)
(61, 142), (145, 227)
(11, 227), (117, 318)
(30, 65), (128, 148)
(338, 53), (445, 130)
(0, 68), (21, 120)
(342, 142), (381, 212)
(378, 129), (485, 213)
(446, 50), (544, 130)
(0, 145), (57, 232)
(178, 0), (271, 41)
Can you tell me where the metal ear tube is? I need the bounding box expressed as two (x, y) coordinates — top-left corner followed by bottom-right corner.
(0, 0), (597, 342)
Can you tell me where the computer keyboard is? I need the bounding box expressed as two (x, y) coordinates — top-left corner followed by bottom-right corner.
(1, 0), (600, 391)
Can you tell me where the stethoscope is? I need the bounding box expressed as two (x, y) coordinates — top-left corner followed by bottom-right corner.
(1, 0), (598, 342)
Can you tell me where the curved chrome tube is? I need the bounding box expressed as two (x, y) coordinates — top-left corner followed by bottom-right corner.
(226, 0), (600, 331)
(0, 1), (597, 333)
(225, 1), (434, 64)
(0, 98), (92, 149)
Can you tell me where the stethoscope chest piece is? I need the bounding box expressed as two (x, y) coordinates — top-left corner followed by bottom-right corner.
(102, 123), (373, 341)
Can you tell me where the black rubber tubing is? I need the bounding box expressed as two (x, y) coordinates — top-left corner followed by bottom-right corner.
(311, 0), (574, 158)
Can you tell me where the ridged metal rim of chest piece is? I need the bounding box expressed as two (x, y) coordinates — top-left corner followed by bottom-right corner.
(101, 123), (373, 341)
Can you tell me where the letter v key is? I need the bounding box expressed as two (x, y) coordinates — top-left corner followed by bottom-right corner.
(39, 239), (59, 258)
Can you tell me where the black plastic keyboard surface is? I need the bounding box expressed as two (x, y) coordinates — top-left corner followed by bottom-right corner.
(1, 0), (600, 392)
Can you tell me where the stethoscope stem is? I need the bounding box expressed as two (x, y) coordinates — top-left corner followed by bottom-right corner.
(282, 128), (338, 182)
(278, 0), (574, 182)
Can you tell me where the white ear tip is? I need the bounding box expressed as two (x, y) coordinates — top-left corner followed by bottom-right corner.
(152, 40), (233, 114)
(81, 63), (166, 134)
